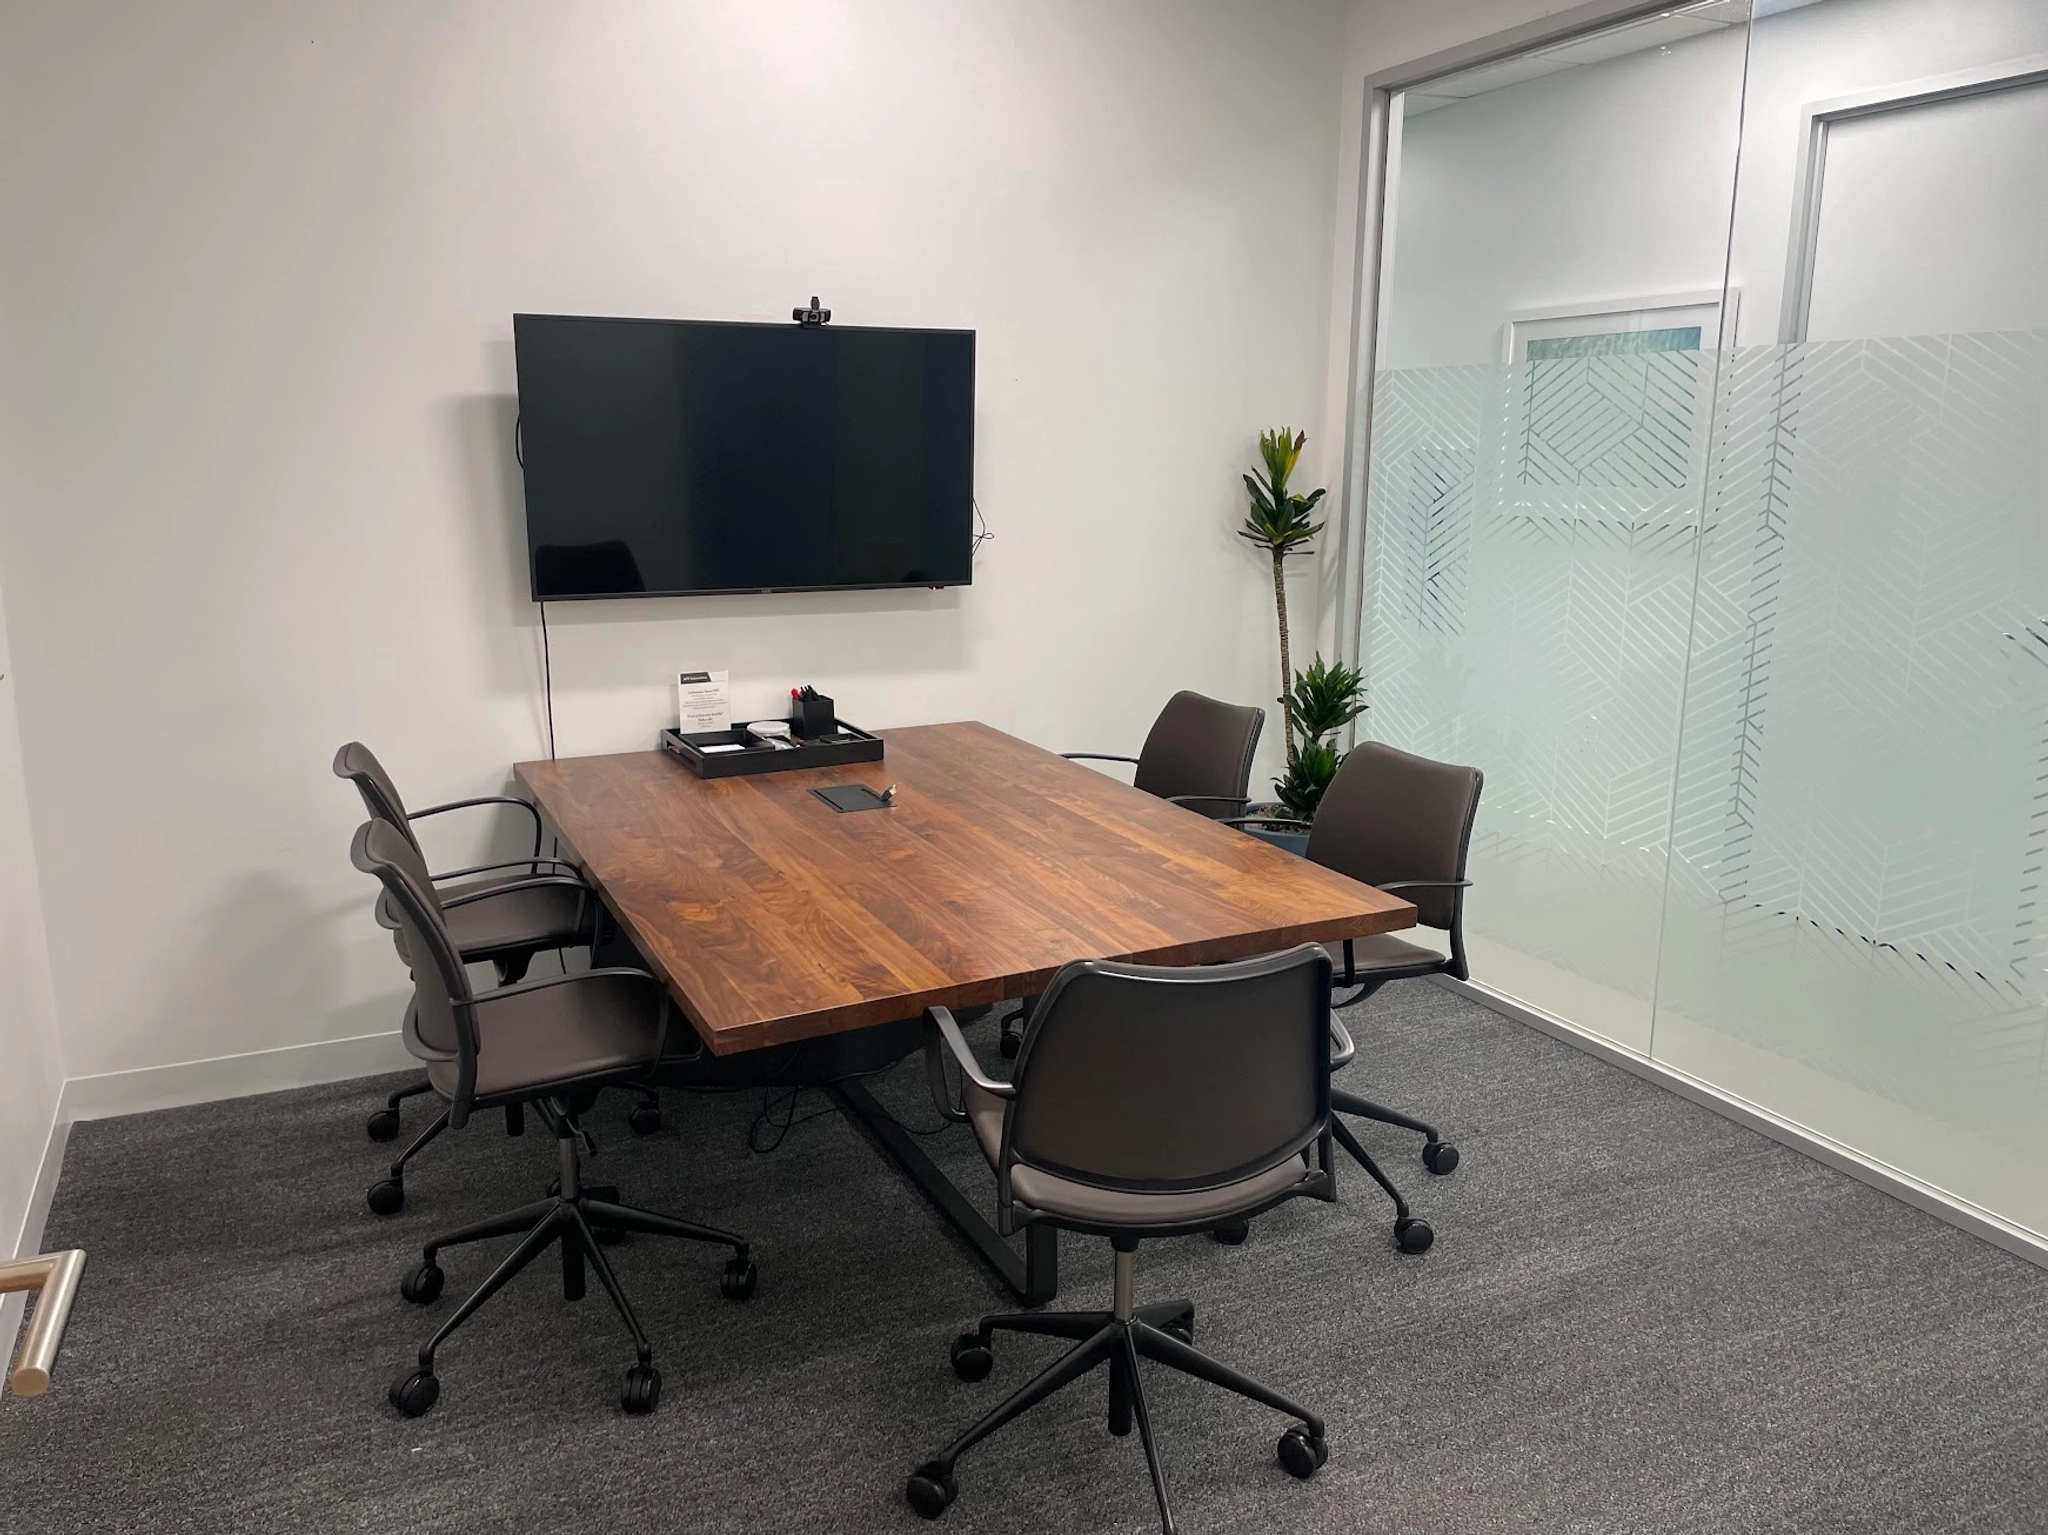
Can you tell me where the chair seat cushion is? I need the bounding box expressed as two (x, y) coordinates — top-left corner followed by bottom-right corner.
(426, 971), (659, 1101)
(1331, 932), (1447, 978)
(964, 1079), (1315, 1227)
(383, 875), (588, 962)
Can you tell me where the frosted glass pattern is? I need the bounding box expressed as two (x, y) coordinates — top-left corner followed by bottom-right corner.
(1654, 331), (2048, 1231)
(1360, 350), (1714, 1050)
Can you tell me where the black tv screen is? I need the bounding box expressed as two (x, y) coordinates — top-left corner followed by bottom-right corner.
(513, 315), (975, 599)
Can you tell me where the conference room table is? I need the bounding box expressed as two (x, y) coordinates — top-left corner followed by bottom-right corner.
(516, 720), (1415, 1304)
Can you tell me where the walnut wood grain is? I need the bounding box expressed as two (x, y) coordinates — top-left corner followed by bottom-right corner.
(516, 721), (1415, 1056)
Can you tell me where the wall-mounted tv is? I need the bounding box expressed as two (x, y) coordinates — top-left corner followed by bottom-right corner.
(513, 314), (975, 600)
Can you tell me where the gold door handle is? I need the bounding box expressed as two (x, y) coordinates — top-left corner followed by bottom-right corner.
(1, 1250), (87, 1397)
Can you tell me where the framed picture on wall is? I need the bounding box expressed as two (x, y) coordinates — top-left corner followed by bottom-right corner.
(1500, 290), (1738, 364)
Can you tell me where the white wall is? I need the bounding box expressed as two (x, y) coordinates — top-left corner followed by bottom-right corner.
(0, 553), (65, 1258)
(0, 0), (1347, 1084)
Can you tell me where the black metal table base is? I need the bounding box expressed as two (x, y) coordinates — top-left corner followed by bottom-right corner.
(830, 1076), (1059, 1306)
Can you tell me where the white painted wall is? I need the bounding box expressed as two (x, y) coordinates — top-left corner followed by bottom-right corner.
(0, 0), (1347, 1084)
(0, 553), (65, 1258)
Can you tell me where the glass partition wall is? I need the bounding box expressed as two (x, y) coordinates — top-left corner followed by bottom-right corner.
(1355, 0), (2048, 1244)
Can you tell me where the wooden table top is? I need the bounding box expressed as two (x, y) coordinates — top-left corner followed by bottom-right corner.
(516, 721), (1415, 1056)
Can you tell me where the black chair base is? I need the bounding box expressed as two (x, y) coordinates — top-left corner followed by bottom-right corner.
(1332, 1084), (1459, 1173)
(1208, 1107), (1440, 1256)
(366, 1083), (663, 1216)
(387, 1103), (753, 1418)
(910, 1275), (1326, 1534)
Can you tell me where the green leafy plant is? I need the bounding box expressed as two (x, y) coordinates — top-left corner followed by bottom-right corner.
(1274, 740), (1341, 822)
(1283, 655), (1366, 747)
(1237, 427), (1327, 758)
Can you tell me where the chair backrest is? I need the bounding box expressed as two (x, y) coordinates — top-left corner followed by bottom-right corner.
(1305, 741), (1482, 931)
(350, 818), (480, 1114)
(333, 742), (421, 853)
(1131, 690), (1264, 817)
(1006, 945), (1332, 1193)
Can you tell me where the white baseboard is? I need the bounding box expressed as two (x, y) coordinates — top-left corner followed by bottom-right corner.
(56, 1029), (414, 1123)
(1432, 973), (2048, 1271)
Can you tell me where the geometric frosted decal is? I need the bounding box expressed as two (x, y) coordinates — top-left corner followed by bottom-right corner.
(1519, 349), (1704, 490)
(1361, 353), (1713, 1047)
(1657, 331), (2048, 1190)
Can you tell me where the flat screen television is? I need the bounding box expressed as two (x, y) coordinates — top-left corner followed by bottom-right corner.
(513, 314), (975, 599)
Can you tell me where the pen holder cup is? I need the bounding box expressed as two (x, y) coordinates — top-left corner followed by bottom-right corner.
(792, 694), (835, 740)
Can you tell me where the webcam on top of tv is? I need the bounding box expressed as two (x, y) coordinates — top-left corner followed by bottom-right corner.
(793, 295), (831, 327)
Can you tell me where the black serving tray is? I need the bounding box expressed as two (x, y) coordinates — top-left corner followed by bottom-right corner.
(659, 720), (884, 779)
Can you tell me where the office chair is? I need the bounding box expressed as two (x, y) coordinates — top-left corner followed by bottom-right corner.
(1227, 741), (1483, 1255)
(351, 818), (756, 1418)
(1063, 688), (1265, 817)
(909, 946), (1347, 1534)
(335, 742), (661, 1215)
(997, 689), (1266, 1057)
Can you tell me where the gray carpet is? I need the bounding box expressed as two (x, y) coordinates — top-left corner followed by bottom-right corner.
(3, 982), (2045, 1534)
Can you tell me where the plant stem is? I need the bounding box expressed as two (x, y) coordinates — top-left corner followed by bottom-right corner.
(1271, 549), (1295, 759)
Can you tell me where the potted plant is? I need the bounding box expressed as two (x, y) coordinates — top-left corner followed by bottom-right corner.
(1238, 428), (1327, 760)
(1236, 430), (1367, 844)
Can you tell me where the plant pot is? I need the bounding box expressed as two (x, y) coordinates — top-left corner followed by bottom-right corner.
(1238, 803), (1310, 857)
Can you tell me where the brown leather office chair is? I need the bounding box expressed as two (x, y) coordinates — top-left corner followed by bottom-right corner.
(909, 946), (1347, 1533)
(351, 818), (755, 1419)
(1063, 689), (1265, 817)
(1228, 741), (1482, 1255)
(336, 742), (661, 1214)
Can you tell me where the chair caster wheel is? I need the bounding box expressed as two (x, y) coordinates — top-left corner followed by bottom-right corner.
(389, 1369), (439, 1417)
(720, 1255), (758, 1301)
(1394, 1216), (1434, 1255)
(1212, 1218), (1250, 1246)
(906, 1461), (958, 1519)
(621, 1362), (661, 1414)
(366, 1108), (401, 1142)
(399, 1261), (444, 1304)
(1423, 1140), (1459, 1175)
(628, 1102), (662, 1137)
(997, 1025), (1020, 1060)
(366, 1178), (405, 1216)
(949, 1333), (993, 1382)
(1277, 1425), (1328, 1479)
(1162, 1316), (1194, 1345)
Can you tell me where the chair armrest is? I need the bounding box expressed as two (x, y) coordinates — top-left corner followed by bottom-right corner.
(1376, 878), (1473, 893)
(431, 857), (583, 883)
(408, 795), (545, 857)
(438, 873), (591, 910)
(1329, 1015), (1355, 1071)
(1164, 793), (1252, 810)
(923, 1005), (1013, 1123)
(1061, 753), (1140, 767)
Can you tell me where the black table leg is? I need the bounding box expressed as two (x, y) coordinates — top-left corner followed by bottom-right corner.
(830, 1076), (1059, 1306)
